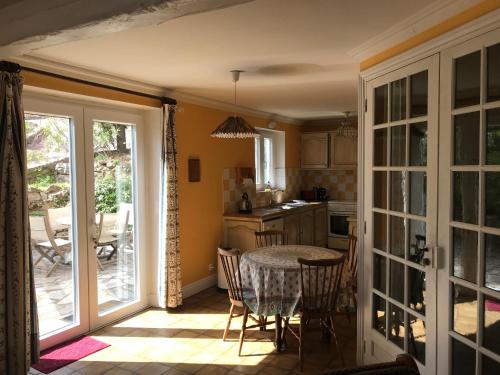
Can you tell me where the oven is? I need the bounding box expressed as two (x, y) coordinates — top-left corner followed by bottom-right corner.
(328, 201), (357, 250)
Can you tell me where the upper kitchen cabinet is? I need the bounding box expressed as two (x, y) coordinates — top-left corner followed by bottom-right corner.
(330, 134), (357, 168)
(300, 132), (329, 169)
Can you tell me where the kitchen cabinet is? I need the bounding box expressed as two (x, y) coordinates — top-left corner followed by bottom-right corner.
(330, 134), (357, 168)
(299, 211), (314, 245)
(223, 203), (328, 250)
(223, 220), (261, 251)
(284, 213), (300, 245)
(300, 132), (329, 169)
(314, 206), (327, 246)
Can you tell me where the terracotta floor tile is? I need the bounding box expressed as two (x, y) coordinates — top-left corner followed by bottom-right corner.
(31, 288), (356, 375)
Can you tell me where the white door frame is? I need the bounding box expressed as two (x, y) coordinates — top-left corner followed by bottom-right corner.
(361, 55), (439, 375)
(24, 93), (149, 347)
(437, 27), (500, 375)
(83, 106), (148, 330)
(24, 95), (90, 350)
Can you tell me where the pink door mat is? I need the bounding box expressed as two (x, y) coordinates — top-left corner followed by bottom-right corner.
(32, 336), (110, 374)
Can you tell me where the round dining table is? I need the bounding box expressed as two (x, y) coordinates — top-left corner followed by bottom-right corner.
(239, 244), (343, 351)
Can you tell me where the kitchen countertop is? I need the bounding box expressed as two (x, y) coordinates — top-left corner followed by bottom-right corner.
(223, 201), (327, 221)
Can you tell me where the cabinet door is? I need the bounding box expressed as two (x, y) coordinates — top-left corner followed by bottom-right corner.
(284, 214), (300, 245)
(314, 207), (328, 246)
(301, 132), (329, 169)
(223, 220), (261, 251)
(299, 210), (314, 245)
(331, 134), (357, 167)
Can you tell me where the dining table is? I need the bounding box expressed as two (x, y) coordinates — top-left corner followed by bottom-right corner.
(239, 244), (343, 352)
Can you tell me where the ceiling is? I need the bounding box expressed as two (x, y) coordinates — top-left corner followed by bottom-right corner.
(27, 0), (439, 120)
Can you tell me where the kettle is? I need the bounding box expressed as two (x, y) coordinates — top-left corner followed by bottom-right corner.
(239, 192), (253, 213)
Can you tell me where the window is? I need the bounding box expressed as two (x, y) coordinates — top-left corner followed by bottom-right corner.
(255, 128), (285, 190)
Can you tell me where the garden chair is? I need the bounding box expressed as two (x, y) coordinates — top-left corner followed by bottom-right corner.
(34, 210), (72, 277)
(96, 209), (130, 260)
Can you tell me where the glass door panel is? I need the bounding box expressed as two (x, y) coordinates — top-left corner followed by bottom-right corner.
(24, 96), (89, 350)
(92, 121), (138, 315)
(27, 113), (77, 337)
(365, 55), (439, 374)
(439, 31), (500, 375)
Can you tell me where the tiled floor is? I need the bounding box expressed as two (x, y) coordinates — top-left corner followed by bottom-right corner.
(31, 287), (357, 375)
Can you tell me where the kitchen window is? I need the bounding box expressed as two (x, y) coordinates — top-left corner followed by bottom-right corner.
(255, 128), (285, 190)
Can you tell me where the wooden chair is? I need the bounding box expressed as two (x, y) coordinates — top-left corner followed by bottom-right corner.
(218, 248), (274, 355)
(34, 211), (72, 277)
(343, 234), (358, 313)
(254, 230), (288, 248)
(283, 255), (346, 371)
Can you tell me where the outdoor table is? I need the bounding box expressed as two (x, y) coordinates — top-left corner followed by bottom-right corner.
(239, 245), (343, 352)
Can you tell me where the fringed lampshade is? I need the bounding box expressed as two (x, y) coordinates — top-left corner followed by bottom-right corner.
(211, 115), (260, 138)
(211, 70), (260, 139)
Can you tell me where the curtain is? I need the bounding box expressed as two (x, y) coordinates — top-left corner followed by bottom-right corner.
(0, 71), (39, 373)
(162, 104), (182, 308)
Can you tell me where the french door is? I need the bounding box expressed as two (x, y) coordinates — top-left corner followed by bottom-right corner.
(364, 27), (500, 375)
(364, 54), (439, 375)
(438, 28), (500, 375)
(24, 95), (147, 349)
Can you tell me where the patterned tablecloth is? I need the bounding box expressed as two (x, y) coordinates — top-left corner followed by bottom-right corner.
(240, 245), (343, 317)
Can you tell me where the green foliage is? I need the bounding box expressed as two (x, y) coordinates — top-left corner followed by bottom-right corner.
(30, 174), (57, 189)
(95, 173), (132, 213)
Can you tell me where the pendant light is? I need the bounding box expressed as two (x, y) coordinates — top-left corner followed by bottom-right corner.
(335, 111), (357, 138)
(211, 70), (260, 138)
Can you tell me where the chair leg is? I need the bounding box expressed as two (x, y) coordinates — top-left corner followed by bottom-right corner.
(223, 304), (235, 341)
(328, 317), (345, 367)
(238, 306), (249, 356)
(46, 259), (60, 277)
(299, 316), (305, 372)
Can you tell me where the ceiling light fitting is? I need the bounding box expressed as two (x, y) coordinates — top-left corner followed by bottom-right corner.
(335, 111), (357, 138)
(210, 70), (260, 139)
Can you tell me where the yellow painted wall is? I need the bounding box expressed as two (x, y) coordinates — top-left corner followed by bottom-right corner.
(361, 0), (500, 70)
(175, 101), (300, 285)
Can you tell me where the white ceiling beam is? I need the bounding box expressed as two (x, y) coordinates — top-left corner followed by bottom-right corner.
(0, 0), (253, 59)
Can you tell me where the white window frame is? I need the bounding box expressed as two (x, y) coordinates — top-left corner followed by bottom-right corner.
(255, 128), (285, 191)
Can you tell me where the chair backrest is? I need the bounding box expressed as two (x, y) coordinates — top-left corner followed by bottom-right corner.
(218, 248), (243, 303)
(94, 212), (104, 247)
(42, 210), (60, 251)
(117, 210), (130, 236)
(298, 255), (346, 314)
(255, 230), (288, 248)
(346, 234), (358, 281)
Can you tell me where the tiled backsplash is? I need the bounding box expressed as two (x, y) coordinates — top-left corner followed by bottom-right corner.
(223, 167), (356, 213)
(301, 169), (357, 201)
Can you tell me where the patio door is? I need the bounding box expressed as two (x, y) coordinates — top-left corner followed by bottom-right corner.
(84, 107), (147, 330)
(24, 95), (147, 349)
(363, 54), (439, 375)
(437, 28), (500, 375)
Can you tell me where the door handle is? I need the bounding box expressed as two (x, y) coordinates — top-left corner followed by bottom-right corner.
(422, 245), (439, 268)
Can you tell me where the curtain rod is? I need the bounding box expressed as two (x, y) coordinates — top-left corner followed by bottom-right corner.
(0, 60), (177, 106)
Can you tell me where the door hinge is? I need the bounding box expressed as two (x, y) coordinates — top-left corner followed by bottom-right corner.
(364, 221), (367, 234)
(364, 98), (367, 112)
(363, 340), (366, 354)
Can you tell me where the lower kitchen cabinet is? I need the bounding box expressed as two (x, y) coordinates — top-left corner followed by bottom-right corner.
(284, 213), (300, 245)
(299, 211), (314, 245)
(314, 206), (327, 246)
(223, 203), (328, 251)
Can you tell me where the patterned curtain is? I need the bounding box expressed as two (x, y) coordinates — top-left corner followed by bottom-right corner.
(0, 71), (39, 373)
(162, 104), (182, 308)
